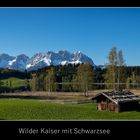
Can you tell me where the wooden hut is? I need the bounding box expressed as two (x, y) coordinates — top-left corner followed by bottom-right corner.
(91, 91), (140, 112)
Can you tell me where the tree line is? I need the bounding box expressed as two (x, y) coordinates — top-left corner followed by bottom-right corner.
(29, 64), (94, 96)
(29, 47), (140, 94)
(0, 47), (140, 94)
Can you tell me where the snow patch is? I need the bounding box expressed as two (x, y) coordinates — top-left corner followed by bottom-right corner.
(70, 60), (82, 64)
(26, 64), (32, 69)
(42, 57), (51, 65)
(60, 61), (68, 65)
(8, 59), (16, 66)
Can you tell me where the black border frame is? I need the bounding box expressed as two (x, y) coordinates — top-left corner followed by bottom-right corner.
(0, 1), (140, 138)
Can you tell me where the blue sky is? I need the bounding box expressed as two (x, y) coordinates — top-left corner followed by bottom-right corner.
(0, 8), (140, 66)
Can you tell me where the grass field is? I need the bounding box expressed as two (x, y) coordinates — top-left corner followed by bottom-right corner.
(0, 98), (140, 120)
(1, 77), (26, 88)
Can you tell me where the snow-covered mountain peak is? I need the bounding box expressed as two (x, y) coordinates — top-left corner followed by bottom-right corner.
(0, 51), (94, 71)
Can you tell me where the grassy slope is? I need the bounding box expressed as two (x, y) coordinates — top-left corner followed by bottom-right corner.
(0, 99), (140, 120)
(1, 77), (25, 88)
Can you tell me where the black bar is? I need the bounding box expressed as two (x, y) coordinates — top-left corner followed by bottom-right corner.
(0, 121), (139, 138)
(0, 1), (140, 7)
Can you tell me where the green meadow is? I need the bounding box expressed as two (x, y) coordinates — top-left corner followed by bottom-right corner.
(0, 99), (140, 120)
(1, 77), (26, 88)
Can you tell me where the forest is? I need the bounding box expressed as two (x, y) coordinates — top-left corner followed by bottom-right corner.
(0, 64), (140, 93)
(0, 47), (140, 93)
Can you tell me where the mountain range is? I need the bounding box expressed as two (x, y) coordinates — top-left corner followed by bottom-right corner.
(0, 51), (94, 71)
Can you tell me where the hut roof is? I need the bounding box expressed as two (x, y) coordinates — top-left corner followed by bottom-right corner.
(92, 91), (140, 104)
